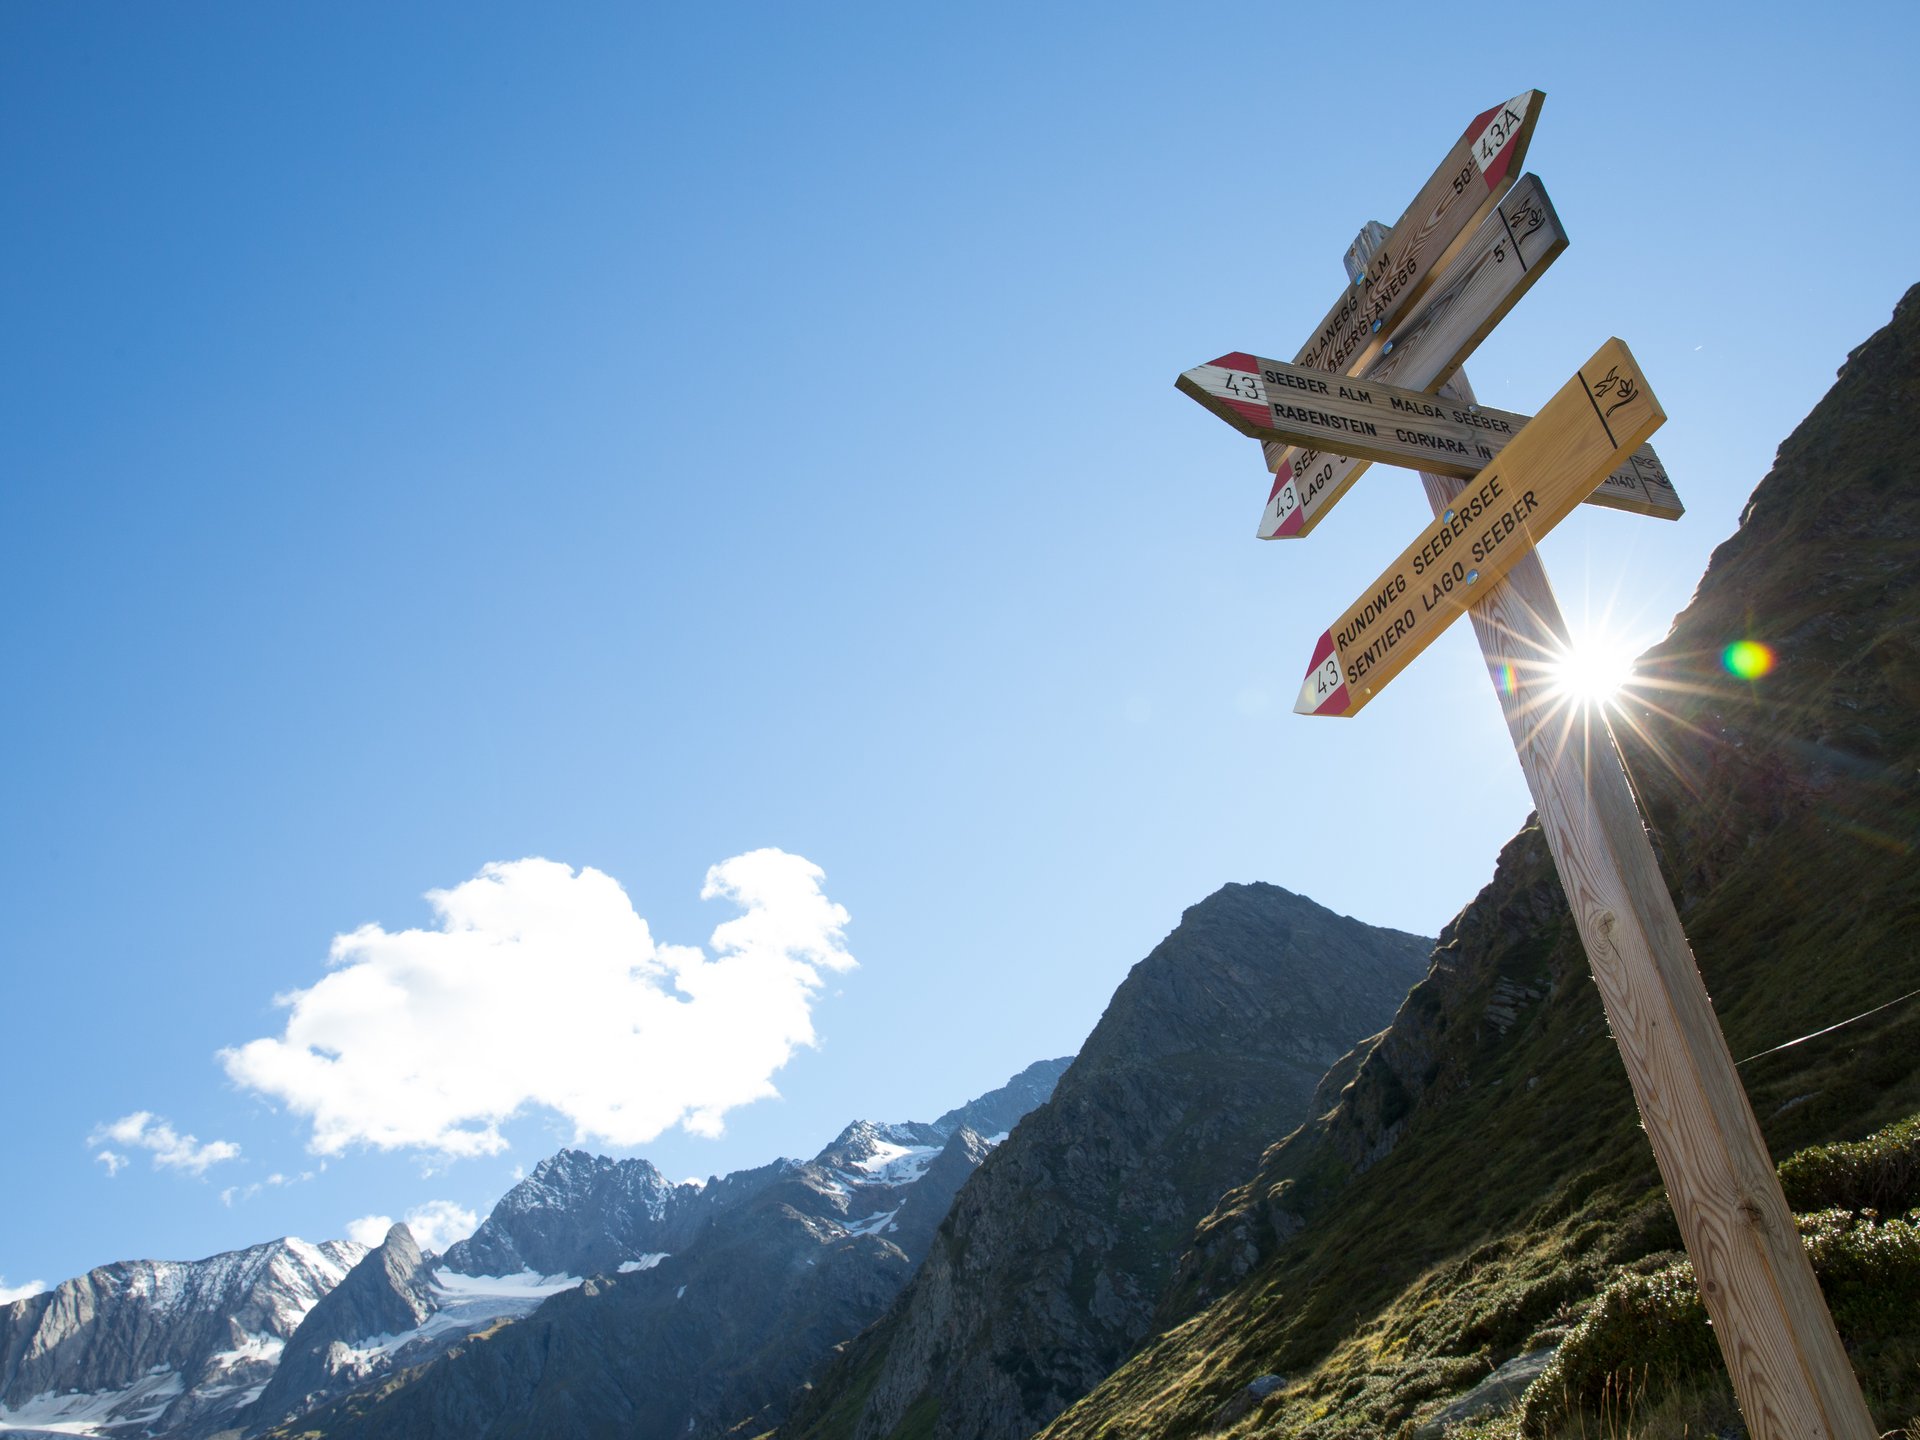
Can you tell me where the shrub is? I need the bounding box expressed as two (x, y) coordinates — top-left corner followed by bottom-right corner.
(1517, 1264), (1717, 1435)
(1796, 1206), (1920, 1335)
(1519, 1207), (1920, 1436)
(1778, 1113), (1920, 1215)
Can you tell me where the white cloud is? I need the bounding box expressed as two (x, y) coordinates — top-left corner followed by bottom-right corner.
(89, 1114), (240, 1176)
(0, 1277), (47, 1305)
(402, 1200), (479, 1254)
(345, 1214), (396, 1247)
(221, 850), (855, 1159)
(221, 1170), (313, 1207)
(344, 1201), (481, 1255)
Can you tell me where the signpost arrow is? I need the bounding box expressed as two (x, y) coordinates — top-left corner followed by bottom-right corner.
(1278, 92), (1543, 381)
(1181, 350), (1521, 470)
(1180, 346), (1682, 520)
(1295, 336), (1665, 718)
(1591, 445), (1684, 519)
(1255, 176), (1571, 538)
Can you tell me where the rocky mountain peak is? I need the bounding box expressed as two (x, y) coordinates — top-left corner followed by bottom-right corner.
(248, 1223), (439, 1430)
(441, 1150), (685, 1279)
(784, 884), (1431, 1440)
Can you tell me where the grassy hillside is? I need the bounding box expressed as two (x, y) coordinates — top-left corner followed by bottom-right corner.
(1038, 288), (1920, 1440)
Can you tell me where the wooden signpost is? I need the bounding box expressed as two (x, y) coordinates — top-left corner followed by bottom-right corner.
(1173, 92), (1876, 1440)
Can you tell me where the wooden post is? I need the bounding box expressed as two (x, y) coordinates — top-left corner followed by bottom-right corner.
(1392, 351), (1878, 1435)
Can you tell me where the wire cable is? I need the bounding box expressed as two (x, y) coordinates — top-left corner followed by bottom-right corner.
(1734, 984), (1920, 1067)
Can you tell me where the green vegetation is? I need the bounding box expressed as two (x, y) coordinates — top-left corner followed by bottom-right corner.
(1779, 1112), (1920, 1216)
(1045, 1103), (1920, 1440)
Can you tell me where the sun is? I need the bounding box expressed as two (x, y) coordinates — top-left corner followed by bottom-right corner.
(1545, 628), (1642, 708)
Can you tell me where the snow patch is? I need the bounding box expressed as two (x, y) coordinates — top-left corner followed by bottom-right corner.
(285, 1268), (589, 1384)
(617, 1254), (668, 1273)
(207, 1335), (285, 1370)
(843, 1140), (940, 1183)
(431, 1269), (585, 1300)
(0, 1368), (184, 1435)
(842, 1210), (900, 1238)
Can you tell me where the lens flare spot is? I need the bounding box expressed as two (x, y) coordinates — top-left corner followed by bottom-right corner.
(1499, 662), (1519, 696)
(1724, 640), (1774, 680)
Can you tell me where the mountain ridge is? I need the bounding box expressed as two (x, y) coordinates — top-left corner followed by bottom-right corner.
(0, 1062), (1072, 1440)
(249, 1063), (1073, 1440)
(0, 1236), (365, 1438)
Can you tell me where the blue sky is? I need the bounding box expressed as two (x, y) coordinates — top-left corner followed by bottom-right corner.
(3, 2), (1916, 1292)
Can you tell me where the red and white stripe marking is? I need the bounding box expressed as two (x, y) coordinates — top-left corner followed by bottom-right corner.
(1258, 449), (1367, 540)
(1256, 461), (1305, 539)
(1294, 630), (1348, 717)
(1467, 91), (1533, 191)
(1183, 354), (1270, 429)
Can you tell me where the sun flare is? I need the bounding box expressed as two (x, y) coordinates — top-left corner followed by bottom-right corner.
(1546, 630), (1642, 708)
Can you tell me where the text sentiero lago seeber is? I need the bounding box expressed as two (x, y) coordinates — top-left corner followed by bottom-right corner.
(1334, 472), (1540, 685)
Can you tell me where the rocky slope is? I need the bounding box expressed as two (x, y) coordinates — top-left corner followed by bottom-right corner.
(258, 1064), (1070, 1440)
(246, 1225), (438, 1430)
(783, 884), (1432, 1440)
(0, 1237), (364, 1437)
(1038, 287), (1920, 1438)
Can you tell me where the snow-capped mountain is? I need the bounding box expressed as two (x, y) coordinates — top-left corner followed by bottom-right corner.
(0, 1237), (364, 1437)
(437, 1148), (785, 1282)
(246, 1060), (1071, 1437)
(258, 1123), (1009, 1440)
(0, 1058), (1072, 1439)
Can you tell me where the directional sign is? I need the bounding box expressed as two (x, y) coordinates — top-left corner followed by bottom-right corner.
(1295, 337), (1666, 719)
(1182, 350), (1683, 517)
(1256, 173), (1569, 538)
(1593, 447), (1684, 519)
(1189, 351), (1542, 474)
(1284, 92), (1542, 380)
